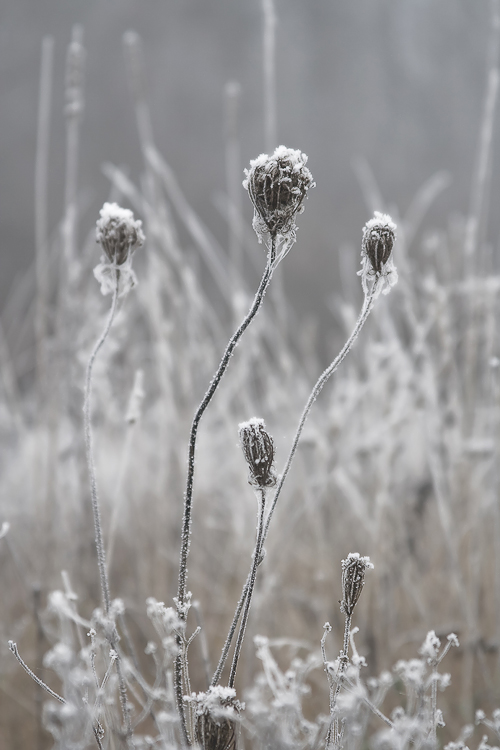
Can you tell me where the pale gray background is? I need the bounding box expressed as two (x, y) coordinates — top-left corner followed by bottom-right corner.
(0, 0), (496, 329)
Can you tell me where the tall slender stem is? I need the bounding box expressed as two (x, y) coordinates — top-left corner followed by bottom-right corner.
(262, 280), (380, 546)
(84, 275), (119, 615)
(228, 488), (266, 688)
(83, 271), (135, 747)
(212, 281), (381, 688)
(175, 237), (277, 740)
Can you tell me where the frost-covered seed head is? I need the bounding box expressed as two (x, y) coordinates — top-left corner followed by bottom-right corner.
(358, 212), (398, 297)
(243, 146), (314, 243)
(362, 212), (396, 275)
(194, 687), (242, 750)
(96, 202), (145, 265)
(340, 553), (373, 617)
(239, 418), (277, 489)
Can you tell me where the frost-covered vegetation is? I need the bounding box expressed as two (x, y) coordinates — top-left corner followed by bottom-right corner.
(3, 4), (500, 749)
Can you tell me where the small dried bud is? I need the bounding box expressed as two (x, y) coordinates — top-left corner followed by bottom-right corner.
(340, 553), (373, 617)
(243, 145), (314, 247)
(194, 688), (242, 750)
(358, 212), (398, 297)
(96, 202), (145, 265)
(239, 418), (277, 489)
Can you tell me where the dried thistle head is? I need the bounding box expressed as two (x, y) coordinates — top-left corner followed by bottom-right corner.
(96, 202), (145, 265)
(358, 212), (398, 297)
(340, 553), (373, 617)
(239, 418), (277, 489)
(243, 146), (314, 248)
(194, 687), (242, 750)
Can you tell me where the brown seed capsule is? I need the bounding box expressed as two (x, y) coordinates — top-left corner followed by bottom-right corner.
(340, 553), (373, 617)
(96, 202), (145, 265)
(243, 146), (314, 243)
(239, 418), (277, 489)
(194, 689), (241, 750)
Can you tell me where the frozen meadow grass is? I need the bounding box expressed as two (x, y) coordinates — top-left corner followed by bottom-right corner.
(3, 3), (500, 748)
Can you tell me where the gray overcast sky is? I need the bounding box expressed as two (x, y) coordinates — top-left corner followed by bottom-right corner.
(0, 0), (495, 326)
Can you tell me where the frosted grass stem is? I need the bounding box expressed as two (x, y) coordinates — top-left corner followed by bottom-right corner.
(228, 488), (267, 688)
(175, 236), (277, 740)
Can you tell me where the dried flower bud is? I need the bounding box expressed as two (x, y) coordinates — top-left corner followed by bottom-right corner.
(96, 202), (145, 265)
(340, 553), (373, 617)
(243, 146), (314, 247)
(239, 418), (277, 489)
(194, 688), (242, 750)
(358, 212), (398, 298)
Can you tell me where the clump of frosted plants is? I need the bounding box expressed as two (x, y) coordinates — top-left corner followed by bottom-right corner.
(94, 201), (145, 296)
(243, 145), (315, 258)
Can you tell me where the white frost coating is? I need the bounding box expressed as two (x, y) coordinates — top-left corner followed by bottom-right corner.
(238, 416), (265, 431)
(193, 685), (244, 717)
(343, 552), (374, 570)
(358, 211), (398, 298)
(419, 630), (441, 661)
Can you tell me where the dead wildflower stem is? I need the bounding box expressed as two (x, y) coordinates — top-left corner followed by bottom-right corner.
(228, 487), (267, 688)
(175, 235), (277, 741)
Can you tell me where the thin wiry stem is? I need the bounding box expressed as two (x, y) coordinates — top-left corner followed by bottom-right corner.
(262, 279), (380, 546)
(174, 236), (277, 740)
(83, 273), (119, 616)
(83, 271), (135, 748)
(228, 488), (267, 688)
(8, 641), (65, 704)
(326, 613), (352, 750)
(212, 281), (381, 688)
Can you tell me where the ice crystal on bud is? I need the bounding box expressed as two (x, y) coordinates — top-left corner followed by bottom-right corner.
(94, 202), (145, 297)
(239, 417), (277, 489)
(243, 146), (314, 255)
(340, 553), (373, 616)
(358, 211), (398, 298)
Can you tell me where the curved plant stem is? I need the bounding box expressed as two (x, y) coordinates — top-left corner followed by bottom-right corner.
(212, 281), (381, 686)
(174, 236), (277, 742)
(262, 279), (380, 546)
(228, 488), (266, 688)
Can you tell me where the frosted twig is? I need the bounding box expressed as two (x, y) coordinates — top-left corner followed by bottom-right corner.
(8, 641), (65, 704)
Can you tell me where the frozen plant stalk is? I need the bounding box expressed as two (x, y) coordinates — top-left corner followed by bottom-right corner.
(83, 203), (144, 746)
(326, 554), (373, 750)
(175, 148), (313, 740)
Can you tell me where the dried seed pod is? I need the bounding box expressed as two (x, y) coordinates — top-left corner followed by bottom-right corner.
(340, 553), (373, 617)
(96, 202), (145, 265)
(239, 418), (277, 489)
(194, 688), (242, 750)
(243, 146), (314, 245)
(358, 212), (398, 297)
